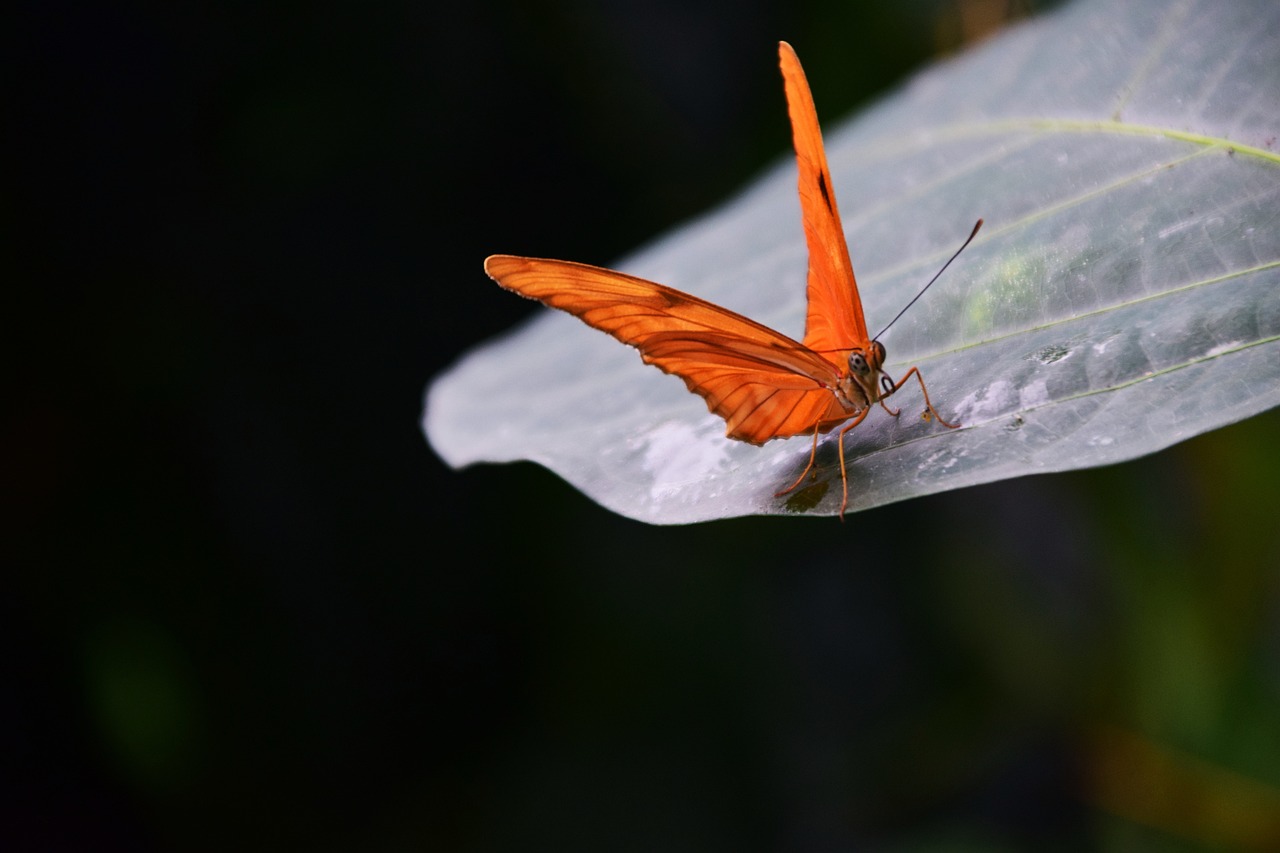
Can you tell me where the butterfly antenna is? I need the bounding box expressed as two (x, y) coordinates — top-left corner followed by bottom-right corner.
(873, 219), (983, 341)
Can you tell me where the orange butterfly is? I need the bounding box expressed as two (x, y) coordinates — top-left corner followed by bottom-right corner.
(486, 42), (979, 518)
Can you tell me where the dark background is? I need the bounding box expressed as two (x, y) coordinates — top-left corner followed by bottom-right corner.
(10, 0), (1280, 850)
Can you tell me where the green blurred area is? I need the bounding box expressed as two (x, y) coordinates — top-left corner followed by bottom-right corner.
(10, 0), (1278, 849)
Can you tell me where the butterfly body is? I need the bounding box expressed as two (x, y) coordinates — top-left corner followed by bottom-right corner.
(485, 43), (970, 517)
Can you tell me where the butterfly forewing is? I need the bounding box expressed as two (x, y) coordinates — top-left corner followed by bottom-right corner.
(779, 42), (869, 358)
(483, 255), (848, 444)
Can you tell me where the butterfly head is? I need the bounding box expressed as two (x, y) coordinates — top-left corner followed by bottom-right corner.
(838, 340), (889, 409)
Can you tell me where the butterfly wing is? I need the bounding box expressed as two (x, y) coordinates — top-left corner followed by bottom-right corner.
(485, 255), (851, 444)
(779, 41), (869, 356)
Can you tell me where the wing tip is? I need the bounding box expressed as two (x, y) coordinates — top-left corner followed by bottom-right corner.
(778, 40), (798, 68)
(483, 254), (510, 279)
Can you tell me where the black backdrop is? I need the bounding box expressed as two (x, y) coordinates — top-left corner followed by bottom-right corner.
(11, 1), (1280, 850)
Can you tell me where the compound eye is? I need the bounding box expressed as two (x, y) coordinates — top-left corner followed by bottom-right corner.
(871, 340), (886, 363)
(848, 351), (868, 375)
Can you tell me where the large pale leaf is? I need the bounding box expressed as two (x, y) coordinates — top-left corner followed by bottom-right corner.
(425, 0), (1280, 524)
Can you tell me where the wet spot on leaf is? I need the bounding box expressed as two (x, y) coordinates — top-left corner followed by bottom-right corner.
(783, 479), (830, 513)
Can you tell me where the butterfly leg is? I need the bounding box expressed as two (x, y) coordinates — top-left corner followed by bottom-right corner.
(774, 425), (824, 498)
(891, 367), (960, 429)
(775, 407), (871, 518)
(836, 408), (871, 519)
